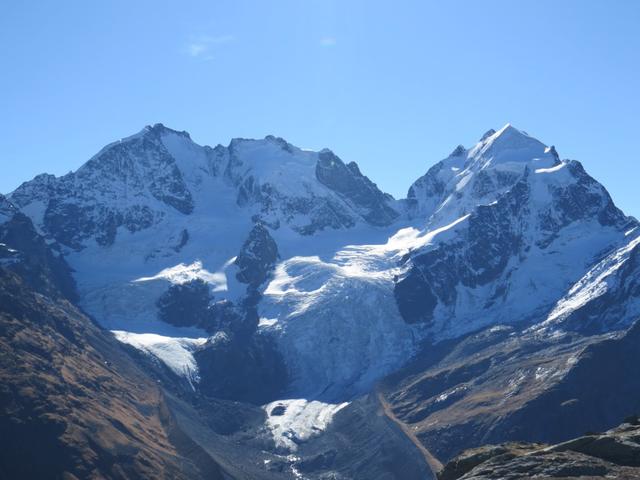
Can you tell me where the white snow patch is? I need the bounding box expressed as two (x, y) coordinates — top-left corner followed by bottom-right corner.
(112, 331), (207, 387)
(435, 384), (468, 403)
(542, 235), (640, 327)
(535, 163), (566, 174)
(0, 243), (18, 254)
(488, 325), (511, 333)
(133, 260), (227, 291)
(259, 317), (279, 327)
(455, 172), (473, 191)
(263, 399), (349, 451)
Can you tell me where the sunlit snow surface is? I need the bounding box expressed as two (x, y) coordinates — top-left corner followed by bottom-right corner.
(112, 331), (207, 388)
(538, 233), (640, 330)
(263, 399), (349, 452)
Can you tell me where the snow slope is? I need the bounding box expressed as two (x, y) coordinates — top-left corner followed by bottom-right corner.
(263, 399), (349, 452)
(113, 331), (207, 388)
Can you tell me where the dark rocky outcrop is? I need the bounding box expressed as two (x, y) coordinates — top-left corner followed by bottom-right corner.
(195, 332), (287, 405)
(0, 203), (226, 479)
(437, 443), (537, 480)
(156, 279), (213, 329)
(395, 179), (529, 325)
(10, 125), (194, 249)
(316, 149), (399, 226)
(0, 210), (76, 301)
(381, 319), (640, 464)
(234, 223), (279, 287)
(438, 419), (640, 479)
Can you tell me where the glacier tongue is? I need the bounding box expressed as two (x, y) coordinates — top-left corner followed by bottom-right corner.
(263, 399), (349, 452)
(112, 330), (207, 387)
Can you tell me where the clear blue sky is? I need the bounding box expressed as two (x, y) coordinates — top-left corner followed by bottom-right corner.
(1, 1), (639, 217)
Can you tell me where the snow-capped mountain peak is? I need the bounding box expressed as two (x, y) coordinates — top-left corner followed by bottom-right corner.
(8, 123), (639, 406)
(407, 124), (560, 225)
(10, 125), (401, 251)
(468, 123), (553, 166)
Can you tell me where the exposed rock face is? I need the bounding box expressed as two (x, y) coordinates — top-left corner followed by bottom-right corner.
(0, 194), (17, 221)
(406, 144), (467, 219)
(395, 126), (634, 337)
(11, 125), (196, 249)
(0, 199), (76, 301)
(550, 422), (640, 468)
(315, 149), (399, 226)
(234, 223), (279, 287)
(437, 443), (538, 480)
(156, 279), (213, 329)
(438, 419), (640, 480)
(195, 332), (287, 405)
(396, 179), (529, 325)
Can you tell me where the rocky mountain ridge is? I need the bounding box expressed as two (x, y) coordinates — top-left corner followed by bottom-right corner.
(438, 415), (640, 480)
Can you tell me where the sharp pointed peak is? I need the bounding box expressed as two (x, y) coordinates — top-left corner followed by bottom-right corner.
(479, 123), (545, 149)
(140, 123), (191, 140)
(450, 145), (467, 157)
(109, 124), (192, 147)
(483, 123), (527, 141)
(496, 122), (522, 135)
(480, 124), (533, 143)
(466, 124), (551, 166)
(545, 145), (560, 161)
(480, 129), (497, 142)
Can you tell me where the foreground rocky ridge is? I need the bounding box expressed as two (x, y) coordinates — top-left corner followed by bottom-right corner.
(380, 317), (640, 464)
(0, 204), (224, 479)
(438, 416), (640, 480)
